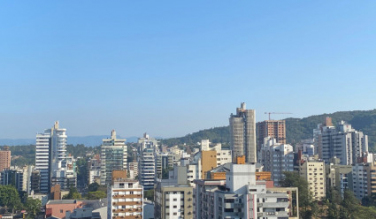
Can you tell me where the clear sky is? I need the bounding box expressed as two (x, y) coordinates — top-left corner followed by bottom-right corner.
(1, 1), (375, 139)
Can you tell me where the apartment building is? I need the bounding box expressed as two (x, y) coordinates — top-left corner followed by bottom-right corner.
(352, 163), (376, 200)
(129, 161), (139, 180)
(35, 121), (76, 193)
(326, 163), (353, 197)
(154, 180), (193, 219)
(320, 121), (368, 165)
(0, 148), (11, 172)
(299, 160), (326, 200)
(100, 130), (127, 185)
(194, 163), (298, 219)
(155, 153), (173, 179)
(1, 165), (32, 193)
(107, 178), (143, 219)
(256, 120), (286, 150)
(259, 137), (294, 186)
(88, 154), (101, 185)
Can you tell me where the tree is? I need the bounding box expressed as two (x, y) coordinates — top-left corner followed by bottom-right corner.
(86, 191), (107, 200)
(327, 202), (339, 219)
(341, 189), (360, 219)
(88, 182), (100, 192)
(0, 185), (22, 213)
(144, 190), (154, 201)
(24, 197), (42, 219)
(280, 171), (316, 218)
(63, 187), (82, 199)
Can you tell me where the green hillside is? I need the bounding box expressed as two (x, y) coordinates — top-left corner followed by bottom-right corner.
(162, 109), (376, 152)
(161, 126), (230, 147)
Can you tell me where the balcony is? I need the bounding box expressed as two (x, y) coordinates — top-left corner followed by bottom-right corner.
(113, 201), (142, 206)
(112, 208), (142, 213)
(113, 194), (142, 199)
(113, 215), (142, 219)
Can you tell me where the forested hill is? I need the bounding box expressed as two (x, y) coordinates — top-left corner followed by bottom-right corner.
(162, 109), (376, 151)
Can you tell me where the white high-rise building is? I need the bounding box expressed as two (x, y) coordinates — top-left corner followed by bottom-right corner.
(100, 130), (127, 185)
(138, 133), (158, 190)
(259, 137), (294, 186)
(320, 121), (368, 165)
(35, 121), (75, 193)
(35, 131), (51, 194)
(229, 102), (257, 163)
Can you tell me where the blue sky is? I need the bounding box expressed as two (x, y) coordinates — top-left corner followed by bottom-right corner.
(0, 1), (375, 139)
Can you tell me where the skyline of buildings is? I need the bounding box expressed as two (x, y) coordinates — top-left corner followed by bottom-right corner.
(2, 102), (376, 218)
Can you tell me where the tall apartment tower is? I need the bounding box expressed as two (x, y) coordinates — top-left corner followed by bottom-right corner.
(0, 147), (11, 172)
(320, 121), (368, 165)
(100, 130), (127, 185)
(256, 120), (286, 150)
(35, 121), (71, 194)
(229, 102), (257, 163)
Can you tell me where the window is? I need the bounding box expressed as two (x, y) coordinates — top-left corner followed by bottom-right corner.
(128, 183), (133, 188)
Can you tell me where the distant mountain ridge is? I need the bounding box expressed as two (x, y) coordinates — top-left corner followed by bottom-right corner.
(2, 109), (376, 150)
(161, 109), (376, 152)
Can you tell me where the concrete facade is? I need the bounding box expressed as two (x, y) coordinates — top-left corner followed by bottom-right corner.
(229, 102), (257, 163)
(299, 160), (326, 200)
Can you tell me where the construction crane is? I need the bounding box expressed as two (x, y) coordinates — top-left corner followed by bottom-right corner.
(264, 112), (292, 120)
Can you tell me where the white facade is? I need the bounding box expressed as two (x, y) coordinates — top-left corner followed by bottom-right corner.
(107, 180), (143, 219)
(139, 148), (155, 190)
(35, 132), (50, 193)
(88, 156), (101, 185)
(259, 137), (294, 186)
(194, 163), (297, 219)
(321, 121), (368, 165)
(35, 121), (75, 193)
(129, 161), (139, 180)
(138, 134), (158, 190)
(352, 164), (369, 200)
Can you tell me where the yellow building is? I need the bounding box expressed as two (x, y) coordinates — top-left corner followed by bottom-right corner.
(299, 160), (326, 200)
(201, 150), (217, 179)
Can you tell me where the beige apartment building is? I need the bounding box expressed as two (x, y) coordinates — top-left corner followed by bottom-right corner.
(154, 182), (193, 219)
(299, 160), (326, 200)
(107, 173), (143, 219)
